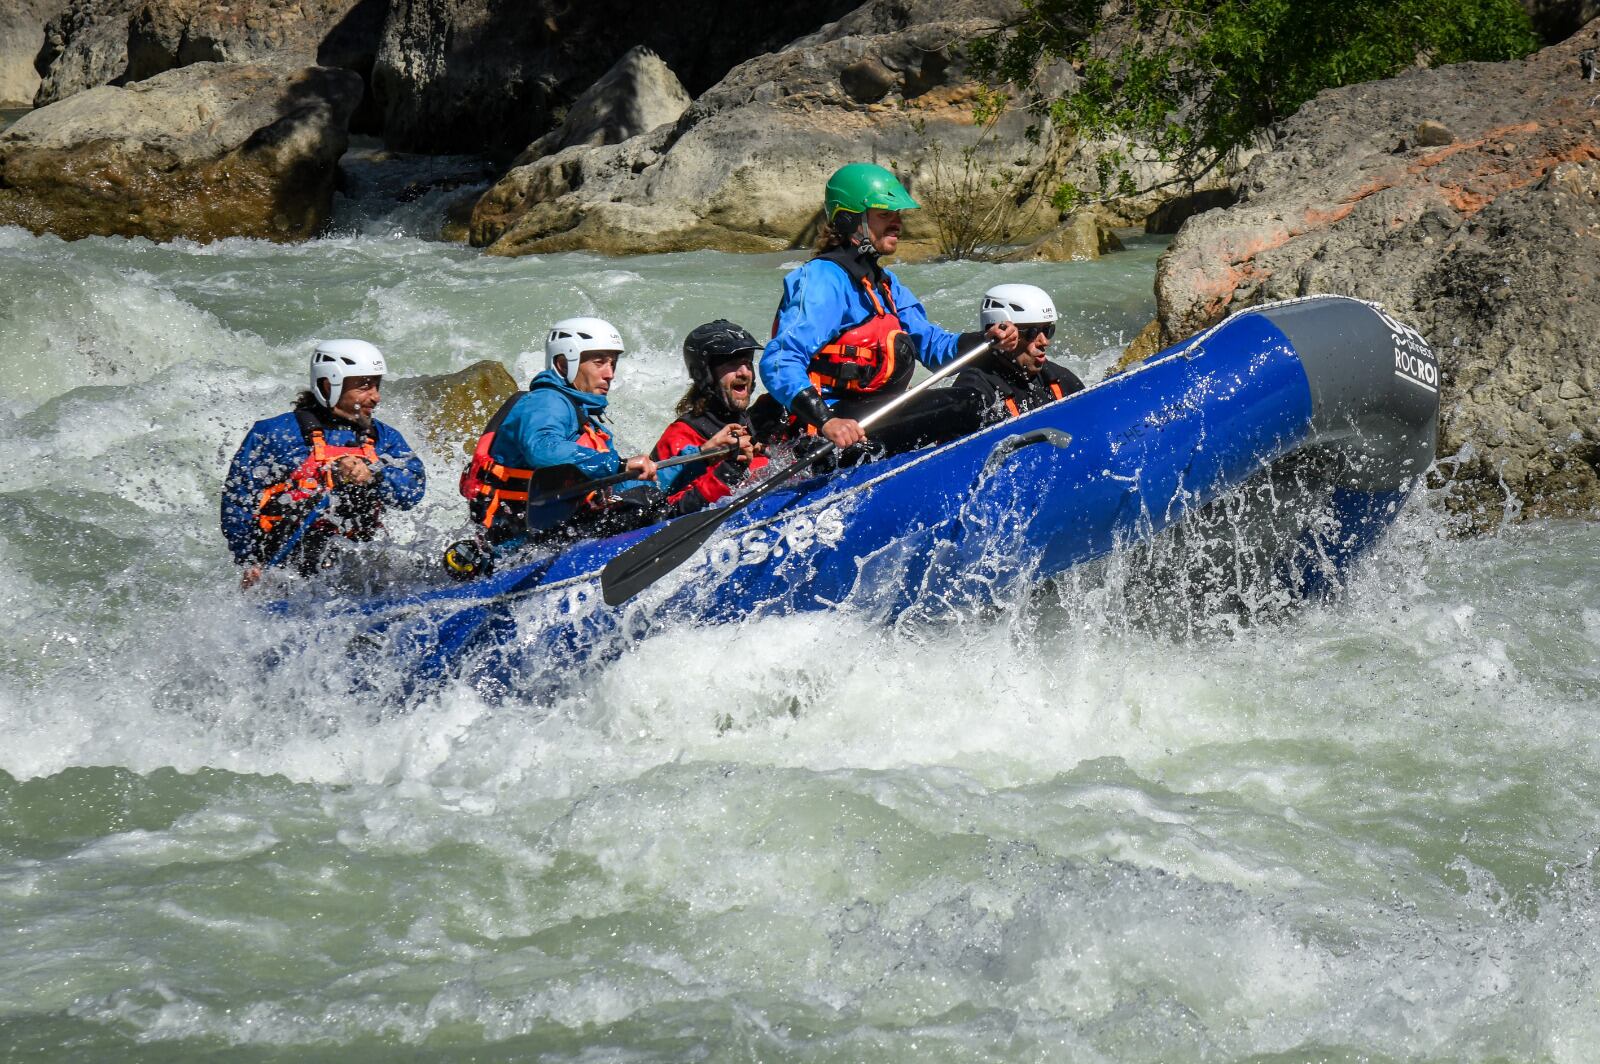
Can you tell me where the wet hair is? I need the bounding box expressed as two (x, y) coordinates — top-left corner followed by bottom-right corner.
(674, 386), (709, 419)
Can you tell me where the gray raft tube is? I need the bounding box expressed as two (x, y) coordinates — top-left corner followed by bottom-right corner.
(1254, 295), (1441, 492)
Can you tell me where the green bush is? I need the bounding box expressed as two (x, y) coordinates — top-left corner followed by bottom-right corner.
(970, 0), (1541, 210)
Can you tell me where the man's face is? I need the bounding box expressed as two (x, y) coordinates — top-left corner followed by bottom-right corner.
(1012, 324), (1053, 375)
(332, 375), (381, 419)
(714, 354), (755, 412)
(571, 350), (620, 395)
(865, 208), (902, 255)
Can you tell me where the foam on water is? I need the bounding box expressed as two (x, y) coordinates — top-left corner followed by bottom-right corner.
(2, 209), (1598, 1061)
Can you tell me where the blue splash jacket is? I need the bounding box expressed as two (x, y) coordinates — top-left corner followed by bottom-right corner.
(221, 408), (425, 565)
(760, 256), (965, 413)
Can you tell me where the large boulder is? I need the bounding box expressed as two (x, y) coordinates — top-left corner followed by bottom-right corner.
(0, 62), (363, 242)
(371, 0), (856, 156)
(1155, 21), (1600, 527)
(1, 1), (70, 107)
(512, 45), (691, 167)
(385, 359), (518, 454)
(34, 0), (137, 107)
(469, 0), (1060, 257)
(33, 0), (386, 109)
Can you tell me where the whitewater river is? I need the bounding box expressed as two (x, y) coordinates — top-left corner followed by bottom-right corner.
(2, 163), (1598, 1062)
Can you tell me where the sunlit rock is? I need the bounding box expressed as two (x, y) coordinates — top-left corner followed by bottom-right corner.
(0, 61), (362, 243)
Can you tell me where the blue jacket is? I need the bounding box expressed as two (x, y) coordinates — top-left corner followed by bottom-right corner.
(221, 406), (426, 565)
(491, 369), (648, 531)
(760, 256), (965, 412)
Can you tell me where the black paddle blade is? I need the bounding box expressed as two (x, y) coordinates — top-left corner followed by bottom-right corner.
(599, 441), (829, 606)
(600, 501), (737, 606)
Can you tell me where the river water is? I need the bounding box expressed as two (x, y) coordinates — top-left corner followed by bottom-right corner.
(2, 160), (1598, 1062)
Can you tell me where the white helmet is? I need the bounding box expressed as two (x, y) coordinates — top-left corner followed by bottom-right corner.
(545, 316), (624, 379)
(310, 338), (386, 408)
(980, 283), (1057, 328)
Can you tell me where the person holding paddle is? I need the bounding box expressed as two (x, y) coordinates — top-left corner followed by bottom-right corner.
(954, 283), (1084, 426)
(756, 162), (1020, 457)
(222, 339), (425, 589)
(458, 316), (665, 554)
(651, 320), (765, 513)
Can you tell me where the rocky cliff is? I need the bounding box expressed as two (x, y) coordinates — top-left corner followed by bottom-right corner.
(1155, 21), (1600, 527)
(467, 0), (1055, 257)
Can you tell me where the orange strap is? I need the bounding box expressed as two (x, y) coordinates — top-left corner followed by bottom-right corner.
(255, 430), (379, 532)
(475, 422), (613, 527)
(1002, 380), (1066, 419)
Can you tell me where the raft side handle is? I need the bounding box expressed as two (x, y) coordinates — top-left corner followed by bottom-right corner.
(980, 427), (1074, 478)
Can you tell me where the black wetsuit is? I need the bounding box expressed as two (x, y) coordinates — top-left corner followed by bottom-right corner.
(953, 356), (1084, 428)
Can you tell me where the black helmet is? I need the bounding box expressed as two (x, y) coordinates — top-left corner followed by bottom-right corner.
(682, 320), (760, 394)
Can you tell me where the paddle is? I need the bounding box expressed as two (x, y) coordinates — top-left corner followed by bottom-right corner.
(600, 339), (994, 606)
(525, 444), (739, 528)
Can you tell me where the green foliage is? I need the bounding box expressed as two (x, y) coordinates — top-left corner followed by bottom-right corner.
(970, 0), (1540, 208)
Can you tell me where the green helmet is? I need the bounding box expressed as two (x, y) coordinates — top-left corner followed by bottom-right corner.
(823, 162), (920, 219)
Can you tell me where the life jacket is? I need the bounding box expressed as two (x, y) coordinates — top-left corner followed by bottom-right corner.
(1002, 380), (1067, 419)
(460, 390), (613, 530)
(255, 408), (380, 539)
(803, 249), (916, 399)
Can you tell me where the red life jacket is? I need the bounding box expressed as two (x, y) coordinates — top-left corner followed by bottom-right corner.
(654, 410), (769, 507)
(256, 409), (380, 538)
(460, 390), (613, 529)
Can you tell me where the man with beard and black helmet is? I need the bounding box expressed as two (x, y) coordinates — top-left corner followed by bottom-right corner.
(652, 320), (766, 512)
(222, 338), (426, 589)
(457, 316), (661, 558)
(756, 162), (1020, 457)
(953, 283), (1085, 426)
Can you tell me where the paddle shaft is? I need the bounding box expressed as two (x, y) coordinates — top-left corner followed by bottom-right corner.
(527, 444), (740, 507)
(599, 338), (994, 605)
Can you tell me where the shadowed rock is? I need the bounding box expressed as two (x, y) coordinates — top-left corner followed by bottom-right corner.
(512, 46), (691, 168)
(33, 0), (387, 110)
(468, 0), (1056, 258)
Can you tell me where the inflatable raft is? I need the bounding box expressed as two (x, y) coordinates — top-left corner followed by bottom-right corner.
(278, 294), (1440, 696)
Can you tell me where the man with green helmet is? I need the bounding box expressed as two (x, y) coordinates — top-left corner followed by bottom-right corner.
(756, 162), (1019, 455)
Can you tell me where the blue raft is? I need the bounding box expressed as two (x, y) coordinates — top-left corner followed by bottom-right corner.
(284, 294), (1440, 695)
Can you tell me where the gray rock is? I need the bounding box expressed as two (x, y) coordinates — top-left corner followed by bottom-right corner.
(999, 212), (1124, 261)
(469, 0), (1060, 257)
(34, 0), (137, 106)
(1154, 20), (1600, 528)
(513, 46), (690, 167)
(0, 0), (69, 107)
(0, 61), (363, 242)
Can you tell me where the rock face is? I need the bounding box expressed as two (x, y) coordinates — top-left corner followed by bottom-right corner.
(33, 0), (386, 109)
(469, 0), (1054, 257)
(513, 46), (691, 168)
(34, 0), (136, 107)
(1, 1), (69, 107)
(371, 0), (857, 156)
(1155, 22), (1600, 526)
(0, 62), (363, 242)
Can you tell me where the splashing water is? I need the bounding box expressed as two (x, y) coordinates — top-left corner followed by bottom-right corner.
(2, 187), (1597, 1062)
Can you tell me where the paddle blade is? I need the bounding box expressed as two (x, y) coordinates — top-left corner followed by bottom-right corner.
(600, 503), (733, 606)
